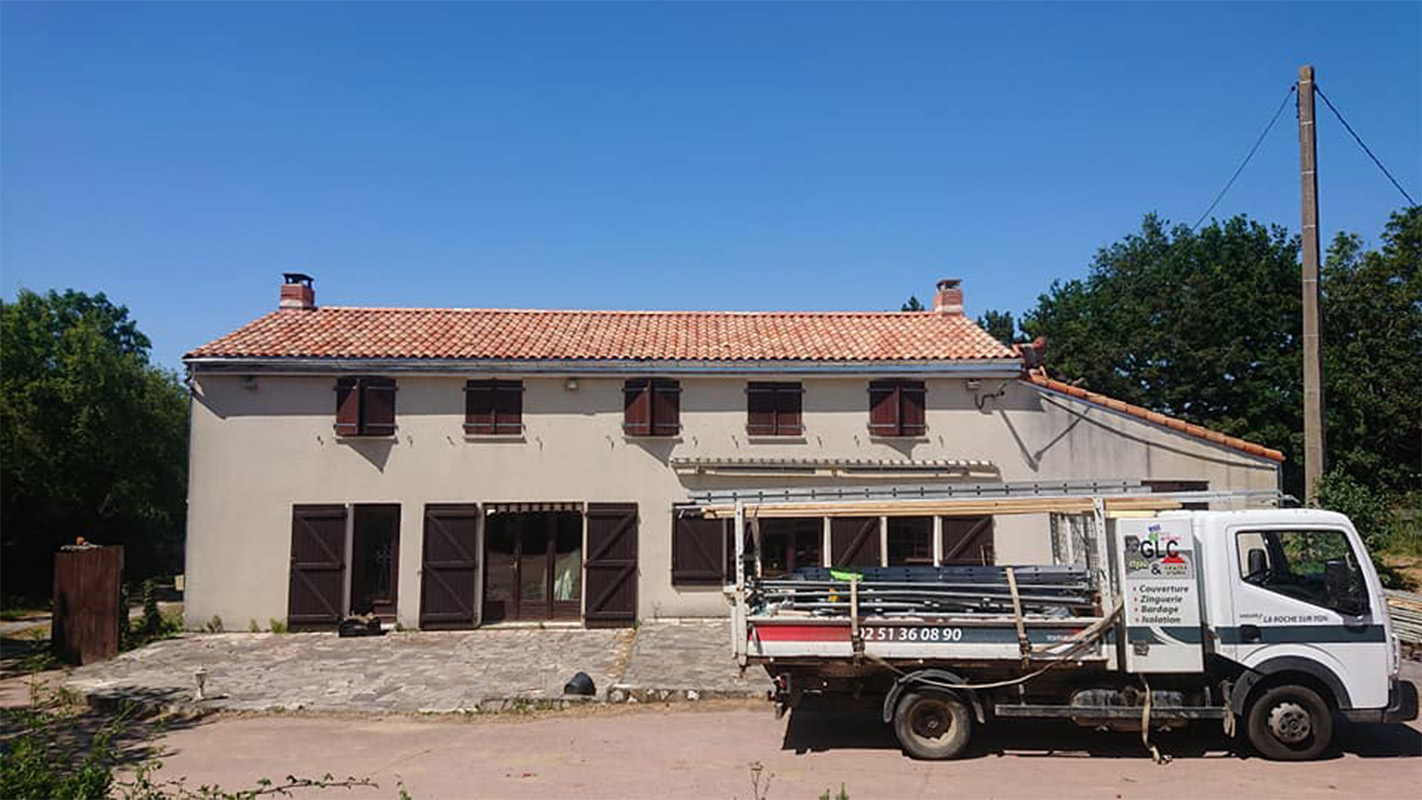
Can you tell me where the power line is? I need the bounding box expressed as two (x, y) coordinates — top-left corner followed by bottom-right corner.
(1315, 84), (1418, 207)
(1191, 84), (1298, 230)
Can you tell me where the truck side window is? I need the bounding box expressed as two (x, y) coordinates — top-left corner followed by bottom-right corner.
(1235, 529), (1369, 616)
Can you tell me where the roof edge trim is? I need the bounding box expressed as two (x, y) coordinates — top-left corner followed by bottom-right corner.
(184, 356), (1026, 377)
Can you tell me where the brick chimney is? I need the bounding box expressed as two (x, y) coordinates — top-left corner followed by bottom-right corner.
(933, 278), (963, 315)
(279, 272), (315, 310)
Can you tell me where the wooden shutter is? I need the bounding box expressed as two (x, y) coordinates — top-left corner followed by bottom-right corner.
(420, 504), (480, 629)
(940, 516), (994, 565)
(335, 378), (360, 436)
(868, 380), (900, 436)
(651, 379), (680, 436)
(288, 505), (347, 628)
(831, 517), (881, 568)
(673, 514), (725, 585)
(777, 383), (803, 435)
(746, 383), (777, 436)
(900, 381), (926, 436)
(464, 381), (495, 434)
(492, 380), (523, 435)
(361, 377), (397, 436)
(623, 379), (652, 436)
(585, 503), (638, 627)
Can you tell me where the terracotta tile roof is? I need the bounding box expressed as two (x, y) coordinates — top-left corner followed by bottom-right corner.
(186, 307), (1017, 362)
(1024, 369), (1285, 463)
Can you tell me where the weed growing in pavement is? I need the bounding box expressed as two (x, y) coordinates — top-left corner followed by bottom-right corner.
(203, 616), (224, 634)
(746, 761), (773, 800)
(115, 761), (378, 799)
(267, 618), (289, 634)
(818, 784), (850, 800)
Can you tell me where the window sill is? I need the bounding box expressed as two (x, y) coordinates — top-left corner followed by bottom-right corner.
(746, 435), (808, 444)
(463, 434), (527, 443)
(623, 435), (683, 442)
(334, 433), (398, 441)
(869, 435), (930, 443)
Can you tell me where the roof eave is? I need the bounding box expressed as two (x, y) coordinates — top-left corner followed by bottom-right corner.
(183, 355), (1026, 378)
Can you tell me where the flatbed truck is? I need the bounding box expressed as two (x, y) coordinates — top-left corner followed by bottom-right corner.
(711, 484), (1417, 760)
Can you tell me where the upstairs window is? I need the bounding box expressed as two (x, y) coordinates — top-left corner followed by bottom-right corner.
(464, 379), (523, 435)
(746, 382), (803, 437)
(624, 378), (680, 436)
(868, 379), (926, 437)
(335, 377), (397, 437)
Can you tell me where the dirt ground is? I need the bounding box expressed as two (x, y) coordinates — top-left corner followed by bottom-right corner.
(123, 699), (1420, 800)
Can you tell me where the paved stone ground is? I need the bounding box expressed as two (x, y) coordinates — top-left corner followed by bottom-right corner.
(64, 620), (770, 714)
(613, 618), (769, 702)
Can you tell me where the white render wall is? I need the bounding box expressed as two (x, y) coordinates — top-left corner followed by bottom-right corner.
(183, 373), (1279, 629)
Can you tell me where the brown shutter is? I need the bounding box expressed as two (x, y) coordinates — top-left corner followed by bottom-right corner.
(651, 379), (680, 436)
(672, 514), (726, 585)
(900, 380), (926, 436)
(361, 377), (397, 436)
(464, 381), (495, 435)
(831, 517), (881, 568)
(585, 503), (639, 627)
(746, 383), (776, 436)
(940, 516), (994, 565)
(623, 379), (651, 436)
(777, 383), (803, 435)
(335, 377), (360, 436)
(419, 504), (480, 629)
(492, 380), (523, 435)
(868, 380), (900, 436)
(288, 504), (348, 628)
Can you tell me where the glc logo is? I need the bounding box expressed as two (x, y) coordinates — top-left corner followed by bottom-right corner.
(1138, 524), (1186, 564)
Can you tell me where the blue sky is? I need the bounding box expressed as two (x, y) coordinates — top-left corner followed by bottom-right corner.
(3, 2), (1419, 370)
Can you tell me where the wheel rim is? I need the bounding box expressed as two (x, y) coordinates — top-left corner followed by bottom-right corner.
(1266, 700), (1313, 745)
(909, 700), (953, 742)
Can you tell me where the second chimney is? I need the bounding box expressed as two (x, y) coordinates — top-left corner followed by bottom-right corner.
(280, 272), (315, 310)
(933, 278), (963, 315)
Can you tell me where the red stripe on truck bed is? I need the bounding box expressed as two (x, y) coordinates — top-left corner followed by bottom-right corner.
(752, 624), (850, 642)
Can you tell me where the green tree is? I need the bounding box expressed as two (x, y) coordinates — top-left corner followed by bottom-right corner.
(0, 289), (188, 598)
(1318, 207), (1422, 495)
(901, 296), (925, 312)
(976, 309), (1019, 345)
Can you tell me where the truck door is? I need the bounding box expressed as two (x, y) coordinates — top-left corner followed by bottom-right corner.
(1224, 524), (1388, 709)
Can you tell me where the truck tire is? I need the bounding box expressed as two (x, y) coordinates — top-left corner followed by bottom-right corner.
(893, 689), (973, 760)
(1245, 683), (1333, 761)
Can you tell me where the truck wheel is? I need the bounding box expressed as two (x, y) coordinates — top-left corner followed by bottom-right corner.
(893, 689), (973, 760)
(1245, 684), (1333, 761)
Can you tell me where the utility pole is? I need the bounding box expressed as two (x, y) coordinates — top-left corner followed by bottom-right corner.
(1298, 65), (1325, 503)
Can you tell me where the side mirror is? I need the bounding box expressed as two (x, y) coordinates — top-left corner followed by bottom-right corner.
(1325, 559), (1366, 615)
(1245, 547), (1268, 581)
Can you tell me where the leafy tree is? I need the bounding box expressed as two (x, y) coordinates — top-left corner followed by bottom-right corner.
(976, 309), (1019, 345)
(0, 289), (188, 598)
(1318, 207), (1421, 496)
(901, 296), (925, 312)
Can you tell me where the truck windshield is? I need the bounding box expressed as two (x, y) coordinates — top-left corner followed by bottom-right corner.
(1236, 528), (1369, 615)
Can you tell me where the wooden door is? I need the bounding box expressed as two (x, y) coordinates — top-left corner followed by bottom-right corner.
(831, 517), (881, 568)
(288, 505), (347, 628)
(584, 503), (638, 627)
(420, 504), (480, 629)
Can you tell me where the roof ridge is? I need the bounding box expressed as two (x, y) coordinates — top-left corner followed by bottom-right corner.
(302, 306), (954, 317)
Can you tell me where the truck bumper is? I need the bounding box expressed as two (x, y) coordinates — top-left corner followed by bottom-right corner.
(1339, 679), (1418, 724)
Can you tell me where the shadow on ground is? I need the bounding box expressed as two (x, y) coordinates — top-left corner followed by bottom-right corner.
(781, 705), (1422, 761)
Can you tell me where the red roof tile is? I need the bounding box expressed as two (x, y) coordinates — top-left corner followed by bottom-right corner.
(1024, 369), (1285, 463)
(186, 307), (1017, 362)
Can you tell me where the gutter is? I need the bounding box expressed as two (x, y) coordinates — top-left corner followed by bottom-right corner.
(182, 356), (1026, 378)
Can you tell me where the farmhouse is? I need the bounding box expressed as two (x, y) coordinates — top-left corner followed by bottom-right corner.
(182, 275), (1282, 630)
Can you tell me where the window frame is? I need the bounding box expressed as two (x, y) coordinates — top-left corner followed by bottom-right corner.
(867, 379), (926, 437)
(1234, 526), (1371, 617)
(746, 382), (804, 437)
(334, 376), (397, 438)
(464, 379), (524, 436)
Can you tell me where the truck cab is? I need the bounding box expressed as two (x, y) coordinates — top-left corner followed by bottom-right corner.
(1189, 509), (1414, 758)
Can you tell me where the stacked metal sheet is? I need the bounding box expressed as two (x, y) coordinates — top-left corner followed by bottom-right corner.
(754, 565), (1095, 618)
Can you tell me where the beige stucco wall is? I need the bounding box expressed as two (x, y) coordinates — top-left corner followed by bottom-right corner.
(183, 373), (1279, 629)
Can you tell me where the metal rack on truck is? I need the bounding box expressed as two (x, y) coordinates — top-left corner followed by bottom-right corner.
(695, 480), (1417, 761)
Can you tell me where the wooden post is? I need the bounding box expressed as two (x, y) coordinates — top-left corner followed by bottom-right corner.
(1298, 64), (1325, 503)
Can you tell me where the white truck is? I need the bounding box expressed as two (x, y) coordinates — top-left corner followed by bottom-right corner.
(713, 483), (1417, 761)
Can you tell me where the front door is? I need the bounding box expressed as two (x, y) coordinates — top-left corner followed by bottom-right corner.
(1225, 524), (1390, 709)
(483, 511), (582, 622)
(350, 504), (400, 619)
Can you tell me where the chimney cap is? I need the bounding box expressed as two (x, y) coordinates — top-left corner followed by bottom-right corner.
(283, 272), (314, 287)
(936, 278), (962, 291)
